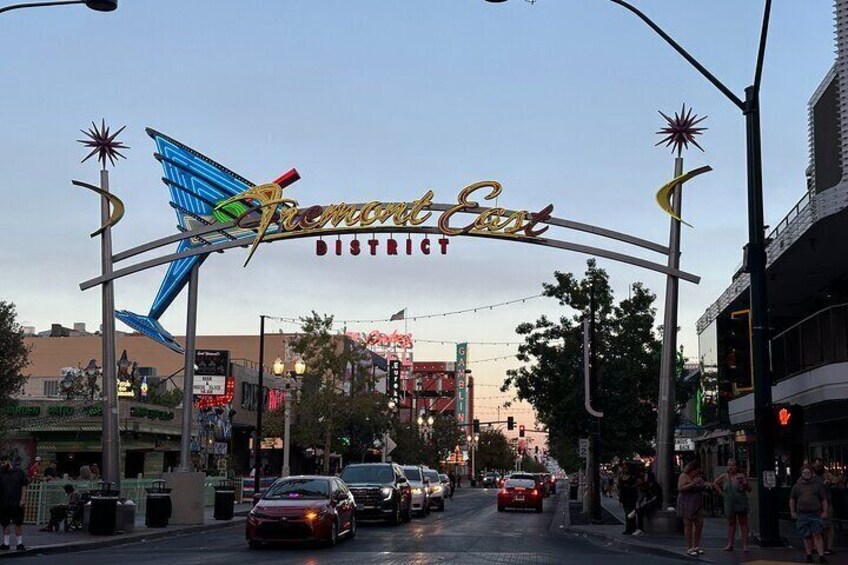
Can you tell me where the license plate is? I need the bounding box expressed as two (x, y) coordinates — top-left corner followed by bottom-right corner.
(515, 496), (524, 501)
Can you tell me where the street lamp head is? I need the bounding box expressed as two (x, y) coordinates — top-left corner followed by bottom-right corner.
(294, 359), (306, 376)
(427, 416), (434, 426)
(388, 399), (397, 410)
(467, 435), (472, 443)
(85, 0), (117, 11)
(272, 357), (285, 376)
(417, 416), (424, 426)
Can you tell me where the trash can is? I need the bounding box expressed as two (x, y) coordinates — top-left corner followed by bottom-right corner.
(569, 482), (578, 500)
(119, 500), (136, 533)
(145, 480), (172, 528)
(88, 482), (120, 536)
(213, 480), (236, 521)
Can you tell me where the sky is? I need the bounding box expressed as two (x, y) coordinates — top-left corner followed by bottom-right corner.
(0, 0), (836, 434)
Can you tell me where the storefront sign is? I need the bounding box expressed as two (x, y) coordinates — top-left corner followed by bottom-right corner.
(3, 405), (41, 417)
(455, 343), (468, 424)
(219, 181), (554, 266)
(674, 437), (696, 452)
(194, 349), (230, 396)
(130, 406), (175, 421)
(117, 379), (135, 398)
(345, 330), (413, 349)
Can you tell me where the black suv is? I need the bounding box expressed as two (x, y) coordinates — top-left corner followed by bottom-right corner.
(339, 463), (412, 525)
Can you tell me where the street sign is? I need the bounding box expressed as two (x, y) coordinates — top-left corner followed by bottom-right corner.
(384, 434), (397, 455)
(578, 438), (589, 458)
(762, 470), (776, 489)
(194, 349), (229, 395)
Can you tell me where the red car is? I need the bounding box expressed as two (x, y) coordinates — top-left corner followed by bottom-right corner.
(497, 476), (544, 513)
(246, 475), (356, 548)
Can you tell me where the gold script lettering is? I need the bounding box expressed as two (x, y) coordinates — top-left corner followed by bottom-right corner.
(438, 181), (502, 235)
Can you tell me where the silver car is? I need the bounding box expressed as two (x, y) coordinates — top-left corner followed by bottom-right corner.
(401, 465), (431, 517)
(423, 468), (445, 512)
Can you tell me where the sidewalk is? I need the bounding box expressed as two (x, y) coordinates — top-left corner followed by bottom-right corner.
(558, 494), (848, 564)
(0, 503), (251, 558)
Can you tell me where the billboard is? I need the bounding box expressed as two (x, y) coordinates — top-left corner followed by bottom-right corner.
(194, 349), (229, 396)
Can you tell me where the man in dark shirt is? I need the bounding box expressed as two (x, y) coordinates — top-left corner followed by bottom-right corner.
(790, 465), (828, 564)
(0, 457), (29, 552)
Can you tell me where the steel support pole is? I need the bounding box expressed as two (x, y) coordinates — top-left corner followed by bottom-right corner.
(745, 86), (780, 546)
(656, 156), (684, 510)
(589, 282), (601, 523)
(178, 261), (199, 472)
(253, 315), (266, 495)
(282, 390), (291, 478)
(99, 168), (120, 488)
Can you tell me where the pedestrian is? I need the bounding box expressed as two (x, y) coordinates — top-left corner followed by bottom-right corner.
(89, 463), (100, 480)
(78, 465), (92, 481)
(26, 458), (41, 481)
(43, 461), (58, 481)
(0, 456), (29, 552)
(677, 459), (710, 556)
(813, 458), (837, 556)
(791, 464), (829, 564)
(713, 458), (751, 552)
(455, 473), (462, 489)
(617, 462), (640, 535)
(633, 470), (662, 536)
(39, 485), (80, 532)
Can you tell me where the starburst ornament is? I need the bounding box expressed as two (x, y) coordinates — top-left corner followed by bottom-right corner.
(78, 119), (129, 168)
(655, 104), (707, 157)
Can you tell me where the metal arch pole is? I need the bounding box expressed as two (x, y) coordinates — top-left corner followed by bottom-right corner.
(656, 156), (684, 511)
(99, 168), (120, 489)
(282, 383), (292, 478)
(0, 0), (84, 14)
(253, 315), (266, 495)
(179, 261), (199, 472)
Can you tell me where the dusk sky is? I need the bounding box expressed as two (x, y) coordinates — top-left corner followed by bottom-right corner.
(0, 1), (835, 431)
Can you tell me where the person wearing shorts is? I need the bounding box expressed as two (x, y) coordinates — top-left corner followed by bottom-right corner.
(790, 465), (829, 564)
(713, 458), (751, 552)
(0, 457), (29, 552)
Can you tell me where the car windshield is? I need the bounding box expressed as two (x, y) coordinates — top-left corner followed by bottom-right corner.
(424, 470), (440, 483)
(439, 474), (449, 482)
(401, 467), (422, 482)
(263, 478), (329, 500)
(340, 465), (394, 484)
(486, 473), (498, 478)
(506, 478), (536, 489)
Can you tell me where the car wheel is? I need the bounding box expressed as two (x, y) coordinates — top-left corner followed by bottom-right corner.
(326, 519), (339, 547)
(348, 515), (357, 539)
(497, 505), (505, 512)
(389, 502), (401, 526)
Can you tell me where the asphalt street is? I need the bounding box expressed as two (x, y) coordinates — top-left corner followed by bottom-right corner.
(18, 488), (684, 564)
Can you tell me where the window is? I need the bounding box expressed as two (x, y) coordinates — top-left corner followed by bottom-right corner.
(43, 380), (59, 398)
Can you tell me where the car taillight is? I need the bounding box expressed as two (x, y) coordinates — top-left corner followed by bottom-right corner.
(499, 489), (507, 495)
(531, 489), (538, 496)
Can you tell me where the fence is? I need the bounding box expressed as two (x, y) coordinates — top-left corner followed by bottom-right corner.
(23, 477), (244, 525)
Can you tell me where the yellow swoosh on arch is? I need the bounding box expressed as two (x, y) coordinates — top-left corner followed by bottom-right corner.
(216, 183), (287, 267)
(72, 180), (126, 237)
(655, 165), (712, 227)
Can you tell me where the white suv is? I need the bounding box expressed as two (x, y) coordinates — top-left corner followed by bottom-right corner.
(401, 465), (431, 517)
(423, 468), (445, 512)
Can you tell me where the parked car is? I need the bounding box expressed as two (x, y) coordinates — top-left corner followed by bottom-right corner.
(497, 476), (544, 513)
(481, 472), (500, 488)
(401, 465), (431, 517)
(338, 463), (412, 525)
(439, 473), (454, 499)
(423, 468), (445, 511)
(246, 475), (356, 548)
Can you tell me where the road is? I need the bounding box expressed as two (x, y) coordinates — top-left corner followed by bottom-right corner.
(21, 488), (683, 564)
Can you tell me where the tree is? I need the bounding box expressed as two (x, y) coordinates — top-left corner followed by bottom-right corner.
(0, 301), (29, 436)
(425, 413), (464, 470)
(520, 455), (548, 474)
(504, 260), (663, 467)
(475, 429), (514, 472)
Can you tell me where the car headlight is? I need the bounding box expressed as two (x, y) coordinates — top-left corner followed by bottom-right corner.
(249, 509), (273, 520)
(381, 487), (393, 500)
(412, 487), (422, 495)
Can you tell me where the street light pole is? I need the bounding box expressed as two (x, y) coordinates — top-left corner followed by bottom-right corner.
(482, 0), (779, 545)
(253, 315), (266, 495)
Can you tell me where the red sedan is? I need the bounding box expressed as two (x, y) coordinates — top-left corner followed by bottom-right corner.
(246, 476), (356, 548)
(497, 477), (543, 513)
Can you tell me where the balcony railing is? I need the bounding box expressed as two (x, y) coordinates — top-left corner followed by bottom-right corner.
(771, 302), (848, 381)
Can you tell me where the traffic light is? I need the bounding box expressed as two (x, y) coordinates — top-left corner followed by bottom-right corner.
(519, 425), (525, 438)
(777, 405), (791, 426)
(507, 416), (514, 430)
(473, 418), (480, 434)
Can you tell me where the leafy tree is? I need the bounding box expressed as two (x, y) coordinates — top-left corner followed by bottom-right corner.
(388, 422), (428, 466)
(0, 301), (29, 436)
(425, 413), (464, 470)
(474, 429), (514, 472)
(504, 260), (663, 467)
(519, 455), (548, 473)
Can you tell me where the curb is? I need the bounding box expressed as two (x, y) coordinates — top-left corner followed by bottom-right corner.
(0, 513), (248, 559)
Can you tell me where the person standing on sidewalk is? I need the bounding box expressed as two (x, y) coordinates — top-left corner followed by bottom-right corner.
(677, 459), (710, 556)
(0, 457), (29, 552)
(713, 458), (751, 552)
(617, 462), (641, 535)
(813, 458), (837, 556)
(791, 464), (829, 564)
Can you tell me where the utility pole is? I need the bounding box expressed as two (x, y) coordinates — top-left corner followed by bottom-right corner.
(589, 281), (601, 523)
